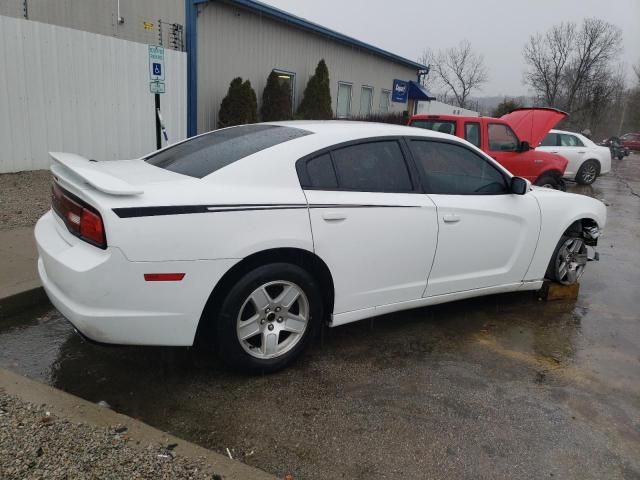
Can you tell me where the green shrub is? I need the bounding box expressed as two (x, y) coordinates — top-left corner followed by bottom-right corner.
(261, 71), (292, 121)
(492, 98), (523, 117)
(218, 77), (258, 128)
(297, 59), (332, 120)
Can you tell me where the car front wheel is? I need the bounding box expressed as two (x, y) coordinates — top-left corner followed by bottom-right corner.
(546, 235), (588, 285)
(214, 263), (323, 373)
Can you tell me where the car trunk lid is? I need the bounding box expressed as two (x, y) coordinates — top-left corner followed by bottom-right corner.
(500, 108), (567, 147)
(49, 152), (183, 197)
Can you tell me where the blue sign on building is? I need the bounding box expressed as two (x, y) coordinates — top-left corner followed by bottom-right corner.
(391, 79), (408, 103)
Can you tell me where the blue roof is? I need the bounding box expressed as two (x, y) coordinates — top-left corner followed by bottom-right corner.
(217, 0), (426, 70)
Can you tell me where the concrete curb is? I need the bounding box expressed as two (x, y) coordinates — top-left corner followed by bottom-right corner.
(0, 286), (49, 319)
(0, 368), (278, 480)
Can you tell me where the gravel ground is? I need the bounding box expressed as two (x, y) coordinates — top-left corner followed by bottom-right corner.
(0, 170), (51, 230)
(0, 389), (223, 479)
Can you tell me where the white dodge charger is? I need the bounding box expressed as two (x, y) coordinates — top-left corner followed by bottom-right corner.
(35, 122), (606, 372)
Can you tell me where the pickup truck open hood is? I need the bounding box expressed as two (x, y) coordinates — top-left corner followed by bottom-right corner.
(500, 108), (567, 147)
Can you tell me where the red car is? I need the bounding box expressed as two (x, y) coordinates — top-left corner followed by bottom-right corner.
(408, 108), (569, 189)
(620, 133), (640, 151)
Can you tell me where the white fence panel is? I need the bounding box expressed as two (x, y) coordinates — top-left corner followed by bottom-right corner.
(0, 15), (186, 173)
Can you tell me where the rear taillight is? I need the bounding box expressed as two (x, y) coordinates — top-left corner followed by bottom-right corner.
(52, 182), (107, 249)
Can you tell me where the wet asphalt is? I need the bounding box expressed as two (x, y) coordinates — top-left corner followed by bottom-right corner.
(1, 156), (639, 480)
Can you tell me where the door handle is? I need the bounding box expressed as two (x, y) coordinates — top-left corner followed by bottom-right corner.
(578, 151), (586, 154)
(443, 214), (461, 223)
(322, 212), (346, 221)
(550, 151), (558, 153)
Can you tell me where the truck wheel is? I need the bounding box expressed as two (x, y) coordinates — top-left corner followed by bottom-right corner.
(575, 160), (599, 185)
(534, 174), (564, 190)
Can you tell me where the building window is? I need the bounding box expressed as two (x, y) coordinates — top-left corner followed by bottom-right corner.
(359, 86), (373, 116)
(379, 89), (391, 113)
(273, 69), (296, 114)
(336, 82), (352, 118)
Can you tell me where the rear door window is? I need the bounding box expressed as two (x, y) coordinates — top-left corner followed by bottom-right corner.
(145, 125), (312, 178)
(464, 122), (481, 147)
(306, 154), (338, 189)
(560, 134), (584, 147)
(331, 141), (413, 192)
(410, 119), (456, 136)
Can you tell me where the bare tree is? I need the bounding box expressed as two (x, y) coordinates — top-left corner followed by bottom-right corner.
(419, 40), (488, 108)
(523, 18), (623, 136)
(523, 22), (575, 106)
(523, 18), (622, 112)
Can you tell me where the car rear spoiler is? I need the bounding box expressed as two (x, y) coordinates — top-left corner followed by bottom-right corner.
(49, 152), (144, 196)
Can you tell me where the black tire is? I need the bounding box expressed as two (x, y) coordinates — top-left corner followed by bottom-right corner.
(534, 174), (565, 191)
(575, 160), (599, 185)
(213, 263), (323, 374)
(617, 153), (624, 160)
(545, 234), (588, 285)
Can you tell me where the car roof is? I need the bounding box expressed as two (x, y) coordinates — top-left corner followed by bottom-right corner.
(409, 114), (481, 122)
(268, 120), (454, 140)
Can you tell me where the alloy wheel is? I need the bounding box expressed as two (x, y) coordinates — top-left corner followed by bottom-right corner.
(236, 280), (309, 359)
(554, 237), (588, 285)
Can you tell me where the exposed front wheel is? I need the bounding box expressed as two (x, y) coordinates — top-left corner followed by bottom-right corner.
(575, 160), (599, 185)
(535, 174), (565, 191)
(214, 263), (322, 373)
(546, 235), (588, 285)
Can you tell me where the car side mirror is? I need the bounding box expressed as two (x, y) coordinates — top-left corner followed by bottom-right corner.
(510, 176), (528, 195)
(519, 141), (530, 152)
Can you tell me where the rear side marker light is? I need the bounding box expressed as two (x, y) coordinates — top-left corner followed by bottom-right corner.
(144, 273), (186, 282)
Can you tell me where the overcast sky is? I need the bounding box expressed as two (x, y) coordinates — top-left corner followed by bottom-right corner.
(260, 0), (640, 97)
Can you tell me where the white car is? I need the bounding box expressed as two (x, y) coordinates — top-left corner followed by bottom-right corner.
(537, 129), (611, 185)
(35, 122), (606, 372)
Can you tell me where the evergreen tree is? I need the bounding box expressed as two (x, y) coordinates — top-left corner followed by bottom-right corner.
(261, 71), (292, 121)
(297, 59), (332, 119)
(218, 77), (258, 128)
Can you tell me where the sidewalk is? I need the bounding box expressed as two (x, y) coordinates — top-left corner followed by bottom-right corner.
(0, 226), (45, 317)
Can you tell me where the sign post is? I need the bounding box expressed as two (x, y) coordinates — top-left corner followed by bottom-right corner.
(148, 45), (166, 149)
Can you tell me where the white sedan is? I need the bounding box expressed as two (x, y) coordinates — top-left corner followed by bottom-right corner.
(35, 122), (606, 372)
(537, 129), (611, 185)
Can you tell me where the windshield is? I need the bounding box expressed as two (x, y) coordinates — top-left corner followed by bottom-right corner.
(145, 125), (312, 178)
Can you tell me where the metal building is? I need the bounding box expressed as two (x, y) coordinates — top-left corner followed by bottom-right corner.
(0, 0), (185, 50)
(187, 0), (430, 136)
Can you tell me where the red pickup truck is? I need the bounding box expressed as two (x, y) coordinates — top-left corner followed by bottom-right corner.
(408, 108), (569, 189)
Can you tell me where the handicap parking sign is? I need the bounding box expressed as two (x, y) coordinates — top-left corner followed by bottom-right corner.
(148, 45), (165, 81)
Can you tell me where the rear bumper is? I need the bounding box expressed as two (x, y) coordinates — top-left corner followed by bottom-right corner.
(35, 211), (237, 346)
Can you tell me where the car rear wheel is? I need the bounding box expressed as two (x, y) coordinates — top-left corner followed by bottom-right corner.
(546, 235), (588, 285)
(534, 174), (565, 190)
(575, 160), (599, 185)
(214, 263), (322, 373)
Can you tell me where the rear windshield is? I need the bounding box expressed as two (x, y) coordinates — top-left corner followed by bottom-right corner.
(145, 124), (312, 178)
(410, 119), (456, 136)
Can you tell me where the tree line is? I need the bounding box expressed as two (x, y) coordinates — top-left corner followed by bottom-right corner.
(218, 59), (332, 128)
(420, 18), (639, 137)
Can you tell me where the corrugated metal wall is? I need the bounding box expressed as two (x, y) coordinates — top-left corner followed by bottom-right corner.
(197, 1), (418, 132)
(0, 0), (184, 50)
(0, 15), (186, 173)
